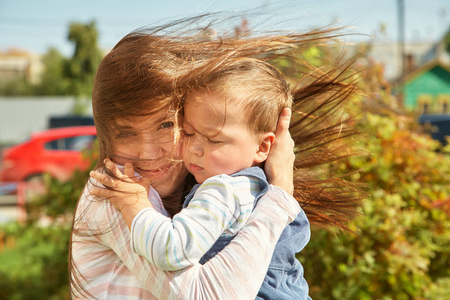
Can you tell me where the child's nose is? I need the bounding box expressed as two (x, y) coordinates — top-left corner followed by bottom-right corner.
(189, 138), (204, 157)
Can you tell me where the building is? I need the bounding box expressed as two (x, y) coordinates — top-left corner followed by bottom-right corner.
(0, 97), (93, 147)
(0, 49), (43, 84)
(402, 60), (450, 113)
(367, 41), (437, 82)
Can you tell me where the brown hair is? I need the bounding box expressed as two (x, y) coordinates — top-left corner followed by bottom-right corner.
(70, 31), (193, 298)
(92, 33), (185, 169)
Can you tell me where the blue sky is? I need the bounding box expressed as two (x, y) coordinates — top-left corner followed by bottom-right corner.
(1, 0), (449, 56)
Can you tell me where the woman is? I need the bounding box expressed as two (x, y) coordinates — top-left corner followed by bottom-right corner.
(70, 29), (301, 299)
(70, 16), (361, 299)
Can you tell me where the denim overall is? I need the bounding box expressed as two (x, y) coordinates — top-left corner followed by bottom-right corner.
(183, 167), (312, 299)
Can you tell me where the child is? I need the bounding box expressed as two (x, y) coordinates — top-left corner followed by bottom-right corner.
(93, 58), (313, 299)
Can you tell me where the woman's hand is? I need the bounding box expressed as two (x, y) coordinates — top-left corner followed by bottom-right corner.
(265, 108), (295, 195)
(90, 158), (153, 215)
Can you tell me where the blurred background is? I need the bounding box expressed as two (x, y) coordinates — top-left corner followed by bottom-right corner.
(0, 0), (449, 299)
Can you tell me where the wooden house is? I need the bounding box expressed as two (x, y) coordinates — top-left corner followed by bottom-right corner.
(402, 60), (450, 114)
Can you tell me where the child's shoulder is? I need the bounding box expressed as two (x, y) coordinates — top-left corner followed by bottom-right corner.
(199, 173), (261, 196)
(205, 167), (264, 184)
(206, 173), (258, 185)
(196, 174), (260, 207)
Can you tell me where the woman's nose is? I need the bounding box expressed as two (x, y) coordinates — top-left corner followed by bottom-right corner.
(140, 142), (166, 159)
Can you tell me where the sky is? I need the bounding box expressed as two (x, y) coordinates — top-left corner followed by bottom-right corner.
(1, 0), (449, 56)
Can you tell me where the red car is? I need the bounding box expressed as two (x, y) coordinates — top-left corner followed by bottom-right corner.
(0, 126), (97, 182)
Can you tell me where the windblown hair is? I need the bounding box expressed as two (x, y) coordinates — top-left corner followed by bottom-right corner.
(178, 48), (361, 230)
(70, 14), (363, 298)
(92, 33), (187, 169)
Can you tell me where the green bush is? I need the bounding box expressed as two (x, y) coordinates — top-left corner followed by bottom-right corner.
(0, 223), (72, 300)
(299, 63), (450, 299)
(0, 149), (96, 300)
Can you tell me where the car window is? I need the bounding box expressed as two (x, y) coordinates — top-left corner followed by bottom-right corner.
(44, 135), (96, 151)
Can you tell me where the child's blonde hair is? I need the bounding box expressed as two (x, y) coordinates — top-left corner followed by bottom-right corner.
(187, 58), (292, 136)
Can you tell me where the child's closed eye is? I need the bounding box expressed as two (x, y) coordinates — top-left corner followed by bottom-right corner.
(207, 138), (222, 144)
(183, 131), (195, 137)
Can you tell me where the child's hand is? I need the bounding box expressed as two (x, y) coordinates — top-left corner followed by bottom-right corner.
(89, 158), (152, 212)
(265, 108), (295, 195)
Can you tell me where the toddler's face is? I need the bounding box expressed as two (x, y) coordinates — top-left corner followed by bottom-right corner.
(111, 113), (188, 197)
(182, 92), (262, 183)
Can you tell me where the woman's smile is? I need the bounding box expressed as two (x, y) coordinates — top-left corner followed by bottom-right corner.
(135, 164), (172, 179)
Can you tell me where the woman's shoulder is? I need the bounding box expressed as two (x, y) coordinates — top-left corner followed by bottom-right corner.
(76, 178), (120, 228)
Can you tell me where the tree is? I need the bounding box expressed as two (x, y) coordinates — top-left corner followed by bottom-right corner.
(64, 21), (103, 97)
(293, 50), (450, 299)
(0, 147), (98, 299)
(444, 26), (450, 54)
(35, 47), (69, 95)
(0, 21), (103, 97)
(0, 78), (35, 96)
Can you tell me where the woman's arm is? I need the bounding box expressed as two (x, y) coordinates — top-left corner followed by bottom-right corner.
(74, 179), (298, 299)
(174, 185), (299, 299)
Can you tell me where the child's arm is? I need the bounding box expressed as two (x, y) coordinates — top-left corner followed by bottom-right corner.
(132, 175), (255, 270)
(91, 161), (251, 271)
(89, 159), (154, 229)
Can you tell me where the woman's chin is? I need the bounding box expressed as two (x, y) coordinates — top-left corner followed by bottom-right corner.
(152, 163), (189, 197)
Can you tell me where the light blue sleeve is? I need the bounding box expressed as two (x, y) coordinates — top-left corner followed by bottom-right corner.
(131, 176), (253, 271)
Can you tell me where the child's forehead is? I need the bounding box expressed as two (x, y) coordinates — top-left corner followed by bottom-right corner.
(187, 91), (249, 120)
(184, 91), (254, 135)
(186, 88), (245, 107)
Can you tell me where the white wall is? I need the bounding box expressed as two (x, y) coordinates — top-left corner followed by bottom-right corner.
(0, 97), (93, 146)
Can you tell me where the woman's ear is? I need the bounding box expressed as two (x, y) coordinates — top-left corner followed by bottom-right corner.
(254, 132), (275, 164)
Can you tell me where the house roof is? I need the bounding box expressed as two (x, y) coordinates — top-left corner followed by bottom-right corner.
(403, 59), (450, 84)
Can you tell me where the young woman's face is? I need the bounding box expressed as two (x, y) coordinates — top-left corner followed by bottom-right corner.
(111, 113), (188, 197)
(182, 92), (262, 183)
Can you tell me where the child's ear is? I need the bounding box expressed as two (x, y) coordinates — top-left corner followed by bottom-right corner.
(254, 132), (275, 164)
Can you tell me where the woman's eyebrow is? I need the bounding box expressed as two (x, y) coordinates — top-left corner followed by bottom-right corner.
(152, 113), (172, 124)
(115, 125), (134, 131)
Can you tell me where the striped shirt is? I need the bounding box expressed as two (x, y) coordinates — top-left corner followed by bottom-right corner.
(131, 174), (260, 270)
(71, 178), (300, 299)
